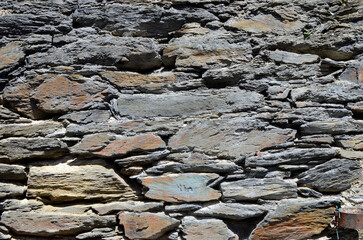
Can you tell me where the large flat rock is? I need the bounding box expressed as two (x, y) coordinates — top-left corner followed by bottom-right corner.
(27, 159), (137, 202)
(141, 173), (221, 203)
(0, 121), (64, 138)
(301, 119), (363, 135)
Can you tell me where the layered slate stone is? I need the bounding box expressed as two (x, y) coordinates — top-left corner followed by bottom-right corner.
(0, 164), (26, 180)
(27, 160), (137, 202)
(268, 50), (319, 65)
(336, 134), (363, 150)
(0, 199), (43, 212)
(181, 216), (237, 240)
(245, 148), (338, 167)
(250, 198), (340, 240)
(169, 118), (295, 158)
(71, 133), (165, 158)
(111, 88), (264, 118)
(0, 211), (115, 237)
(28, 36), (161, 71)
(0, 138), (68, 163)
(194, 203), (268, 220)
(141, 173), (221, 203)
(0, 182), (26, 199)
(163, 30), (252, 70)
(301, 119), (363, 135)
(118, 212), (179, 240)
(0, 121), (64, 138)
(92, 201), (163, 215)
(297, 159), (361, 192)
(0, 41), (25, 75)
(221, 178), (297, 200)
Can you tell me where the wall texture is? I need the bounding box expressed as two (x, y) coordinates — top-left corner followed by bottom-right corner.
(0, 0), (363, 239)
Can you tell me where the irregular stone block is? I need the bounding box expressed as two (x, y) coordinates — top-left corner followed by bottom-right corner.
(297, 159), (361, 192)
(111, 88), (263, 118)
(181, 216), (237, 240)
(92, 201), (163, 215)
(165, 204), (202, 213)
(0, 121), (64, 138)
(71, 133), (165, 158)
(245, 148), (338, 167)
(27, 159), (137, 202)
(118, 212), (179, 240)
(339, 149), (363, 160)
(0, 199), (43, 212)
(76, 228), (117, 240)
(0, 41), (25, 75)
(250, 198), (340, 240)
(0, 211), (115, 237)
(169, 118), (295, 157)
(348, 101), (363, 115)
(221, 178), (297, 200)
(0, 182), (26, 199)
(0, 137), (67, 163)
(336, 134), (363, 150)
(115, 150), (170, 167)
(268, 50), (319, 64)
(301, 119), (363, 135)
(141, 173), (221, 203)
(59, 110), (111, 124)
(0, 164), (26, 181)
(194, 203), (268, 220)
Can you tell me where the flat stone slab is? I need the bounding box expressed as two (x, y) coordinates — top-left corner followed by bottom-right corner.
(301, 119), (363, 135)
(0, 163), (26, 180)
(0, 182), (26, 199)
(268, 50), (319, 65)
(141, 173), (221, 203)
(0, 41), (25, 75)
(92, 201), (163, 215)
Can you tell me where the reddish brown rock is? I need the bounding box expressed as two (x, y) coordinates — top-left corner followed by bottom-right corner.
(118, 212), (179, 240)
(0, 41), (25, 74)
(71, 133), (166, 158)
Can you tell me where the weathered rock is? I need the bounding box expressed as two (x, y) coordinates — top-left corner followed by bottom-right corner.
(71, 133), (165, 158)
(111, 88), (264, 118)
(336, 134), (363, 150)
(0, 199), (43, 212)
(92, 201), (163, 215)
(245, 148), (338, 167)
(181, 216), (237, 240)
(0, 106), (20, 122)
(0, 182), (26, 199)
(0, 121), (64, 138)
(0, 41), (25, 75)
(339, 149), (363, 160)
(291, 81), (363, 104)
(221, 178), (297, 201)
(301, 119), (363, 135)
(194, 203), (268, 220)
(163, 30), (252, 70)
(28, 36), (161, 71)
(27, 159), (137, 202)
(0, 164), (26, 180)
(268, 50), (319, 65)
(339, 66), (363, 83)
(169, 118), (295, 157)
(165, 204), (202, 213)
(59, 110), (111, 124)
(76, 228), (117, 240)
(298, 187), (323, 198)
(0, 137), (67, 163)
(118, 212), (179, 240)
(348, 101), (363, 115)
(0, 211), (115, 237)
(297, 159), (361, 192)
(115, 150), (170, 167)
(141, 173), (221, 203)
(250, 198), (340, 240)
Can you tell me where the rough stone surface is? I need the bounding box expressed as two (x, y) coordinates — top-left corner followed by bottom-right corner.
(141, 173), (221, 203)
(0, 164), (26, 180)
(118, 212), (179, 240)
(92, 201), (163, 215)
(0, 182), (26, 199)
(0, 42), (25, 75)
(301, 119), (363, 135)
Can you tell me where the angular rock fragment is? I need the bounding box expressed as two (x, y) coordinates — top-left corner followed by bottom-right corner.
(0, 41), (25, 75)
(250, 198), (340, 240)
(27, 160), (137, 202)
(245, 148), (338, 167)
(0, 182), (26, 199)
(141, 173), (221, 203)
(0, 121), (64, 138)
(301, 119), (363, 135)
(118, 212), (179, 240)
(92, 201), (163, 215)
(0, 211), (115, 237)
(194, 203), (268, 220)
(0, 164), (26, 180)
(268, 50), (319, 64)
(111, 88), (263, 118)
(221, 178), (297, 200)
(0, 137), (67, 163)
(181, 216), (237, 240)
(71, 133), (165, 158)
(297, 159), (361, 192)
(169, 118), (295, 157)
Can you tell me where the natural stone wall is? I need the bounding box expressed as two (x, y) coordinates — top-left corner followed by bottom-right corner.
(0, 0), (362, 239)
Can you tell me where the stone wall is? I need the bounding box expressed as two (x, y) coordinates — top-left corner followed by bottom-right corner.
(0, 0), (362, 239)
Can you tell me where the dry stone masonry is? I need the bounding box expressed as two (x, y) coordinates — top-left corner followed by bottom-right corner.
(0, 0), (362, 239)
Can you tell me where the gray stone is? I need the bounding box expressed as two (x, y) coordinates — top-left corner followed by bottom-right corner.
(115, 150), (170, 167)
(194, 203), (268, 220)
(221, 178), (297, 200)
(0, 211), (115, 237)
(111, 88), (264, 118)
(92, 201), (163, 215)
(0, 137), (68, 163)
(181, 216), (237, 240)
(59, 110), (111, 124)
(0, 41), (25, 76)
(268, 50), (319, 64)
(0, 106), (20, 121)
(245, 148), (338, 167)
(76, 228), (117, 240)
(336, 134), (363, 150)
(0, 121), (64, 138)
(298, 187), (323, 198)
(297, 159), (361, 192)
(301, 119), (363, 135)
(0, 182), (26, 199)
(0, 199), (43, 212)
(0, 164), (26, 180)
(165, 204), (202, 213)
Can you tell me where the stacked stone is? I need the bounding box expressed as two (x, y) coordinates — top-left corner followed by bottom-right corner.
(0, 0), (362, 239)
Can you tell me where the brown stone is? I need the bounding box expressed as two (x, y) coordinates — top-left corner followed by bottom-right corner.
(71, 133), (166, 158)
(118, 212), (179, 240)
(0, 41), (25, 74)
